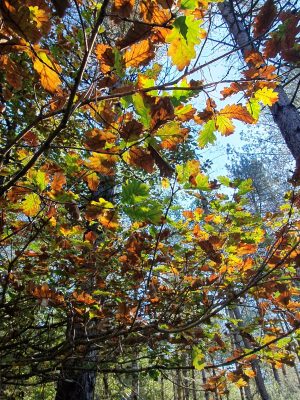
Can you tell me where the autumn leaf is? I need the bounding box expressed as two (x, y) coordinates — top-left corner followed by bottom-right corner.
(139, 1), (171, 24)
(22, 193), (41, 217)
(123, 146), (155, 174)
(198, 120), (216, 148)
(166, 16), (206, 70)
(95, 44), (115, 74)
(254, 87), (278, 106)
(124, 39), (155, 68)
(253, 0), (277, 38)
(51, 172), (66, 192)
(0, 55), (23, 89)
(33, 51), (62, 93)
(85, 173), (100, 192)
(87, 153), (118, 176)
(112, 0), (134, 18)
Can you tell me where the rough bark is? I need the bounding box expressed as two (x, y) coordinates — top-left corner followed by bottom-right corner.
(219, 1), (300, 166)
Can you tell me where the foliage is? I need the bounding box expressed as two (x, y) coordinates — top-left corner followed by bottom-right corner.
(0, 0), (300, 397)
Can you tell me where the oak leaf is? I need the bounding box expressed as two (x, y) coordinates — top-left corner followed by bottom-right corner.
(253, 0), (277, 38)
(124, 39), (155, 68)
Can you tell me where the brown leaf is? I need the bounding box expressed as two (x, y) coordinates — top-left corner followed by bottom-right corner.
(253, 0), (277, 38)
(51, 172), (66, 192)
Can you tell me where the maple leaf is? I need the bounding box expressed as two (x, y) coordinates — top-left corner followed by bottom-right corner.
(124, 39), (155, 68)
(254, 87), (278, 106)
(33, 51), (62, 93)
(22, 193), (41, 217)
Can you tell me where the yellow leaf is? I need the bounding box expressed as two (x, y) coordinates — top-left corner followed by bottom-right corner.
(124, 39), (155, 68)
(215, 115), (235, 135)
(22, 193), (41, 217)
(254, 87), (278, 106)
(244, 368), (256, 378)
(235, 378), (248, 388)
(33, 51), (61, 93)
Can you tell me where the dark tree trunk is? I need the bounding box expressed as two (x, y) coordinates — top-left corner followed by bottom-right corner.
(161, 375), (165, 400)
(55, 360), (96, 400)
(219, 1), (300, 166)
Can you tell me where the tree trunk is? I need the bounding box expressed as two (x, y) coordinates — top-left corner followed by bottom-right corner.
(201, 370), (210, 400)
(161, 375), (165, 400)
(103, 373), (110, 400)
(55, 177), (115, 400)
(191, 368), (197, 400)
(272, 365), (281, 384)
(231, 307), (270, 400)
(219, 1), (300, 165)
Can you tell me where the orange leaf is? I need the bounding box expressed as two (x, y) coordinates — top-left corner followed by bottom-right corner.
(33, 51), (61, 93)
(95, 44), (115, 74)
(112, 0), (134, 18)
(218, 104), (255, 124)
(124, 39), (155, 68)
(51, 172), (66, 192)
(85, 172), (100, 191)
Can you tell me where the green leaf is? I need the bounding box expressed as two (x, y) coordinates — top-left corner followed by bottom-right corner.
(192, 347), (206, 371)
(132, 93), (151, 129)
(124, 201), (163, 224)
(121, 179), (150, 205)
(195, 173), (211, 191)
(237, 179), (253, 195)
(198, 120), (216, 148)
(246, 98), (261, 120)
(181, 0), (198, 9)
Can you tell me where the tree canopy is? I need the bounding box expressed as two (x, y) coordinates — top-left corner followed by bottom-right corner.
(0, 0), (300, 399)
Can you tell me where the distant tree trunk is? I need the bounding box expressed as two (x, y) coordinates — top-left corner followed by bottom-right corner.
(231, 307), (270, 400)
(161, 375), (165, 400)
(201, 370), (210, 400)
(55, 353), (97, 400)
(219, 1), (300, 167)
(191, 368), (197, 400)
(130, 356), (139, 400)
(176, 369), (183, 400)
(103, 373), (110, 399)
(182, 354), (190, 400)
(272, 365), (281, 384)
